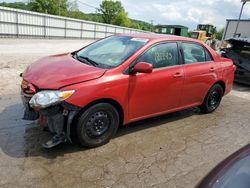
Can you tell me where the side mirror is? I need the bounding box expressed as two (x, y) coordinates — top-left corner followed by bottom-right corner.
(132, 62), (153, 74)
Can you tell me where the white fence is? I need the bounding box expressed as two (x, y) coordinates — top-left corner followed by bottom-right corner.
(0, 6), (148, 39)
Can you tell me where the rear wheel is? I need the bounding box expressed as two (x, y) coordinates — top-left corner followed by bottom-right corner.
(200, 84), (223, 113)
(77, 103), (119, 147)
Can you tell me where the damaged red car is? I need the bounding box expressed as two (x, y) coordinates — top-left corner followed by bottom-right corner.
(21, 34), (235, 148)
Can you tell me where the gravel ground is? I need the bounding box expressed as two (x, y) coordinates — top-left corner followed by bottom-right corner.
(0, 39), (250, 188)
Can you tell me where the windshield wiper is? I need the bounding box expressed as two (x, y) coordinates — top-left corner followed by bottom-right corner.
(75, 54), (99, 67)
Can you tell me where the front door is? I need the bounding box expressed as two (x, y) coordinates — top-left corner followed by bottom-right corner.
(128, 42), (184, 120)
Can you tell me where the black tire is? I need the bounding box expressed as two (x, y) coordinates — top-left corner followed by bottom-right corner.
(76, 103), (119, 147)
(200, 84), (223, 113)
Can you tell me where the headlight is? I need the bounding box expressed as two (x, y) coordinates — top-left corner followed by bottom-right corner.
(29, 90), (75, 109)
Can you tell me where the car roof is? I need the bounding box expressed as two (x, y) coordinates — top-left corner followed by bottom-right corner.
(116, 33), (199, 43)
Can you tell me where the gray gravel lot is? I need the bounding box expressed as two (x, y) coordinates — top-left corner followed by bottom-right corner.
(0, 39), (249, 188)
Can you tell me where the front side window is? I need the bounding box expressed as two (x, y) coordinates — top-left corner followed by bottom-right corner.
(136, 43), (179, 69)
(76, 36), (148, 68)
(182, 43), (212, 64)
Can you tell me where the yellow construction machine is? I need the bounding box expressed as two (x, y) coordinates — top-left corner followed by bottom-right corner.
(190, 24), (221, 51)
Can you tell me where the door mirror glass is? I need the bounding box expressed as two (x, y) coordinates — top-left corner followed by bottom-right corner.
(133, 62), (153, 74)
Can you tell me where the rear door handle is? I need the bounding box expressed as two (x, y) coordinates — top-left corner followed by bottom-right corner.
(173, 72), (183, 78)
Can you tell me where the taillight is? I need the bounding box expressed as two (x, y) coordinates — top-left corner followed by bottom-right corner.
(233, 65), (236, 71)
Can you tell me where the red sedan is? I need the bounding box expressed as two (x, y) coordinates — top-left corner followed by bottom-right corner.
(21, 34), (235, 148)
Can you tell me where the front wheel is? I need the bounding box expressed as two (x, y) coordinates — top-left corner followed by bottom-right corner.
(76, 103), (119, 147)
(200, 84), (223, 113)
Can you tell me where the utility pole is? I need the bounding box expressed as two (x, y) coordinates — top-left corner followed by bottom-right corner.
(234, 0), (250, 37)
(150, 20), (154, 32)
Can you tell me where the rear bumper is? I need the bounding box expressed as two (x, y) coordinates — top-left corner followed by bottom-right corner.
(234, 68), (250, 85)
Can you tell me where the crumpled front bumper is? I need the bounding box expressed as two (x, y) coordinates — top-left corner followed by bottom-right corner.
(21, 91), (81, 142)
(21, 91), (39, 120)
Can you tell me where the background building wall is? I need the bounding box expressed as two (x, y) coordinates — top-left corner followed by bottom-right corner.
(0, 6), (148, 39)
(223, 19), (250, 40)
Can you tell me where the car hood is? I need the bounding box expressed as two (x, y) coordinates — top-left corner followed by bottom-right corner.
(23, 53), (106, 89)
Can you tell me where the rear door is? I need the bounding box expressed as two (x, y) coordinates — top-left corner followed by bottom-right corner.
(180, 42), (218, 107)
(128, 42), (184, 120)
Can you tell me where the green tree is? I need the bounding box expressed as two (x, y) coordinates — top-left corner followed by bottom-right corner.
(112, 10), (131, 27)
(0, 2), (31, 10)
(129, 21), (141, 30)
(67, 0), (86, 19)
(68, 0), (77, 11)
(215, 28), (225, 40)
(29, 0), (68, 16)
(99, 0), (124, 24)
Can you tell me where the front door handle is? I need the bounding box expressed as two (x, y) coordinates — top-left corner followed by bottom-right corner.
(210, 67), (215, 72)
(173, 72), (183, 78)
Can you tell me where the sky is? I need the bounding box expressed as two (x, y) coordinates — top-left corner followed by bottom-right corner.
(1, 0), (250, 30)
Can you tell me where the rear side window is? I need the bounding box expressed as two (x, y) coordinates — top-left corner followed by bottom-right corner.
(137, 43), (178, 69)
(182, 43), (212, 64)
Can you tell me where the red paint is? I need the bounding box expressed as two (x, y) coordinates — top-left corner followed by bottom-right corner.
(23, 53), (106, 89)
(133, 62), (153, 73)
(22, 34), (235, 125)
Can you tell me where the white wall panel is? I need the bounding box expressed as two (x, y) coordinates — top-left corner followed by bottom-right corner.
(18, 25), (43, 35)
(46, 18), (65, 28)
(46, 28), (64, 37)
(106, 32), (115, 36)
(0, 23), (16, 34)
(82, 23), (95, 31)
(107, 27), (115, 33)
(82, 31), (94, 38)
(96, 25), (106, 32)
(0, 10), (16, 22)
(18, 14), (44, 25)
(115, 28), (124, 33)
(0, 7), (148, 38)
(124, 29), (131, 34)
(95, 32), (106, 38)
(66, 29), (81, 38)
(67, 20), (81, 29)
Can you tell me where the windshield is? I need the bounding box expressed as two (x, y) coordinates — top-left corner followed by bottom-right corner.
(191, 32), (199, 39)
(76, 36), (148, 68)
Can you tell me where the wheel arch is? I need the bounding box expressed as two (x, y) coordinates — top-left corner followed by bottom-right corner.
(201, 80), (226, 104)
(75, 98), (124, 126)
(214, 80), (226, 94)
(200, 80), (225, 113)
